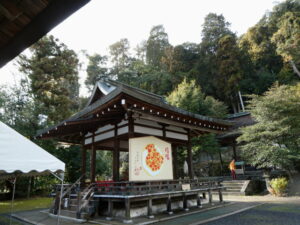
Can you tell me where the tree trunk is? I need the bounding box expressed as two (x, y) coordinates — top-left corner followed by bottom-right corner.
(263, 169), (274, 195)
(27, 177), (33, 199)
(290, 60), (300, 79)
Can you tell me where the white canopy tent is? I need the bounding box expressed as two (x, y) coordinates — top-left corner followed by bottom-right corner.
(0, 121), (65, 224)
(0, 121), (65, 176)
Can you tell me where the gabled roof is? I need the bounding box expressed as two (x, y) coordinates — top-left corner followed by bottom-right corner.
(36, 79), (233, 141)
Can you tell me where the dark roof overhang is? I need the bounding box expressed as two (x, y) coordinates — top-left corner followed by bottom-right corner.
(0, 0), (90, 68)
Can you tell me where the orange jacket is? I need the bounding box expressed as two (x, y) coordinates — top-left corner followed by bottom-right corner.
(229, 160), (236, 171)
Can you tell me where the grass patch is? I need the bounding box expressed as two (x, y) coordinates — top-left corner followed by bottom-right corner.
(0, 215), (24, 225)
(0, 197), (52, 214)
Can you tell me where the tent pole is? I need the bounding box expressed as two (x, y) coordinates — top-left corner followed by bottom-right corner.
(56, 173), (64, 225)
(9, 177), (16, 225)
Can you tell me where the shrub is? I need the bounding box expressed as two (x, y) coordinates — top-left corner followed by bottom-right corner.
(270, 177), (288, 196)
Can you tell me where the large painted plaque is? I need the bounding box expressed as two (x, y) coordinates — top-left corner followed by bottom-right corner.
(129, 136), (173, 181)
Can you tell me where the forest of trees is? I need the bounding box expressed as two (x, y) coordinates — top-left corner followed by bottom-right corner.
(0, 0), (299, 196)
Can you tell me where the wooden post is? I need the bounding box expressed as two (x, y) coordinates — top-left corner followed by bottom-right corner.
(124, 198), (132, 223)
(232, 140), (237, 160)
(113, 124), (120, 181)
(90, 144), (96, 183)
(81, 147), (86, 187)
(166, 194), (173, 215)
(128, 111), (134, 138)
(208, 189), (213, 205)
(187, 129), (194, 179)
(172, 144), (178, 179)
(197, 192), (202, 208)
(183, 193), (189, 211)
(218, 188), (223, 202)
(106, 199), (113, 220)
(147, 197), (154, 218)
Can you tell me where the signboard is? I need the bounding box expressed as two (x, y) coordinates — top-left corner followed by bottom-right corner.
(129, 136), (173, 181)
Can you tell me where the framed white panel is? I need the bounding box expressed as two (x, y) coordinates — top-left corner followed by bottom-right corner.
(134, 125), (163, 136)
(95, 124), (114, 134)
(166, 131), (188, 140)
(134, 118), (161, 128)
(94, 130), (114, 142)
(85, 132), (93, 137)
(118, 120), (128, 126)
(167, 125), (187, 133)
(84, 137), (92, 145)
(129, 136), (173, 181)
(118, 126), (128, 135)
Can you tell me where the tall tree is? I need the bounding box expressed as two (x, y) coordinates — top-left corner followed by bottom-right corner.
(146, 25), (170, 68)
(196, 13), (233, 97)
(200, 13), (232, 54)
(85, 53), (108, 92)
(161, 43), (199, 74)
(109, 38), (130, 75)
(215, 34), (243, 113)
(17, 35), (80, 124)
(271, 11), (300, 78)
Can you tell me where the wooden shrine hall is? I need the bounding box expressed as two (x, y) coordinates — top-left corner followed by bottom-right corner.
(37, 79), (233, 221)
(37, 79), (232, 183)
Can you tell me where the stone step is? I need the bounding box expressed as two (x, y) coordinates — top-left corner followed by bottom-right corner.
(223, 185), (243, 188)
(222, 191), (245, 196)
(222, 182), (245, 185)
(224, 188), (242, 191)
(223, 180), (247, 183)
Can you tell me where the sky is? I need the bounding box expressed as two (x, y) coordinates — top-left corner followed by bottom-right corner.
(0, 0), (283, 96)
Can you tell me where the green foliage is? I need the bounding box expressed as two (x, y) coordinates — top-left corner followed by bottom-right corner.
(237, 83), (300, 170)
(17, 35), (80, 124)
(200, 13), (232, 54)
(215, 34), (243, 112)
(146, 25), (170, 68)
(109, 38), (131, 75)
(270, 177), (289, 196)
(272, 11), (300, 63)
(85, 53), (108, 92)
(166, 78), (228, 118)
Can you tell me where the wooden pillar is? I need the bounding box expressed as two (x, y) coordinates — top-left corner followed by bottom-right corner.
(166, 195), (173, 215)
(218, 188), (223, 202)
(113, 124), (120, 181)
(208, 189), (213, 205)
(81, 147), (86, 186)
(232, 140), (237, 160)
(187, 129), (194, 179)
(90, 144), (96, 183)
(197, 192), (202, 208)
(128, 111), (134, 138)
(106, 199), (113, 220)
(147, 197), (154, 218)
(183, 193), (189, 211)
(124, 198), (132, 223)
(172, 144), (178, 179)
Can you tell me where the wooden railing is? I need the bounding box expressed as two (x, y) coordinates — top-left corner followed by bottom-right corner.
(92, 178), (222, 195)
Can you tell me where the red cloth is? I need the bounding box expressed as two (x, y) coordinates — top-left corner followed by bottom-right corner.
(96, 180), (113, 187)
